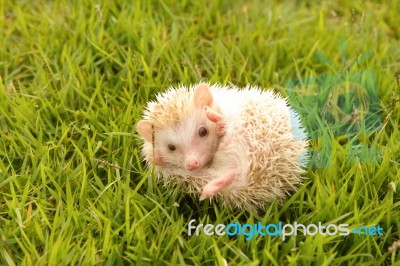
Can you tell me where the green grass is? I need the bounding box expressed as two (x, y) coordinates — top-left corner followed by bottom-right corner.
(1, 0), (399, 265)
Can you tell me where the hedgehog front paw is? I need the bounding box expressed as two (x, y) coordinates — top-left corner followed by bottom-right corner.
(199, 169), (236, 200)
(205, 108), (226, 136)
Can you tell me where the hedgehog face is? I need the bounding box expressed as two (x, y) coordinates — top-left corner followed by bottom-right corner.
(136, 83), (222, 172)
(155, 108), (220, 172)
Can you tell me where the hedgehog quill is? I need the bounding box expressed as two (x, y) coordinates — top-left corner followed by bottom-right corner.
(136, 83), (309, 210)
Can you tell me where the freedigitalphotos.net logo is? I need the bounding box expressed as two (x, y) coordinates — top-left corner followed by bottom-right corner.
(187, 219), (384, 241)
(287, 39), (381, 168)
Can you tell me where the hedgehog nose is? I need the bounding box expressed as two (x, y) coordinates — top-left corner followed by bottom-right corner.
(186, 159), (200, 171)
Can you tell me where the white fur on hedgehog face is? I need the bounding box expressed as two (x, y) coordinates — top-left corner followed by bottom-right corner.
(155, 108), (219, 172)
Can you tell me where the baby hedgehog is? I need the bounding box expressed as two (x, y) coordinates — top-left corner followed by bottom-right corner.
(136, 83), (309, 210)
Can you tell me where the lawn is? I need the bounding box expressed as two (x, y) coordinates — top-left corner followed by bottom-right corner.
(1, 0), (399, 265)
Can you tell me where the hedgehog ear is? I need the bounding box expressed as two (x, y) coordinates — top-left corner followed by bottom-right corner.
(136, 120), (156, 142)
(194, 83), (213, 108)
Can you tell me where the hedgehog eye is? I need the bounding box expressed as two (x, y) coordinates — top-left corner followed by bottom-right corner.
(199, 127), (208, 137)
(168, 144), (176, 151)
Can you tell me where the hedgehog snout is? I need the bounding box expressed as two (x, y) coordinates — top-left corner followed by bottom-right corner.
(186, 159), (200, 171)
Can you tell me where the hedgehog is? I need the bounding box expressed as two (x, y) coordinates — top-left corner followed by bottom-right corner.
(136, 83), (309, 211)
